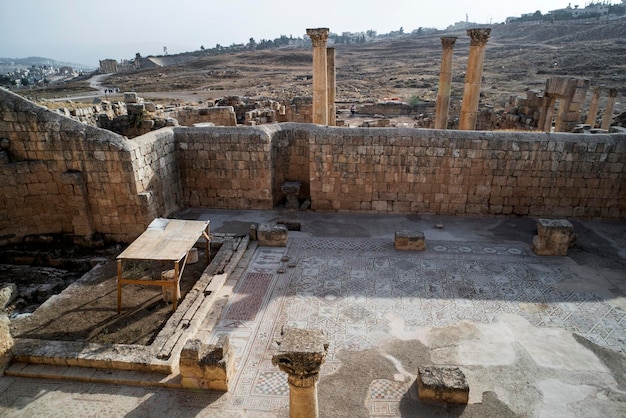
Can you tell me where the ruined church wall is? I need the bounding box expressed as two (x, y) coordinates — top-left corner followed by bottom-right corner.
(271, 127), (311, 205)
(0, 88), (176, 244)
(174, 126), (275, 209)
(167, 106), (237, 127)
(306, 127), (626, 219)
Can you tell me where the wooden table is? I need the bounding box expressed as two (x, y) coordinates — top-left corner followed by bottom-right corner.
(116, 218), (210, 313)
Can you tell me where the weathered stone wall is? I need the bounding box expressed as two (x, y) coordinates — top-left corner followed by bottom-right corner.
(167, 106), (237, 127)
(1, 89), (625, 247)
(307, 127), (626, 218)
(271, 127), (311, 204)
(174, 126), (275, 209)
(0, 88), (180, 244)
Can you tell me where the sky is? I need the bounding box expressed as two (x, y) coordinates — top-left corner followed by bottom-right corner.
(0, 0), (615, 67)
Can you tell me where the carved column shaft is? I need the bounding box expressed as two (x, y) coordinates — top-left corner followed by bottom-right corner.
(434, 37), (457, 130)
(326, 47), (336, 126)
(272, 327), (328, 418)
(586, 86), (602, 127)
(459, 28), (491, 130)
(307, 28), (329, 125)
(600, 88), (618, 130)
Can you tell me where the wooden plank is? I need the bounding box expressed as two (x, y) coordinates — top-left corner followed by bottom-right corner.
(117, 219), (209, 261)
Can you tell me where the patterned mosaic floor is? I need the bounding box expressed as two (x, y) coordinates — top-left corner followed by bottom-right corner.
(209, 237), (626, 414)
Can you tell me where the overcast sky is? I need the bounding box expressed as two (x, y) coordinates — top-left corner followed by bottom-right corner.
(0, 0), (610, 67)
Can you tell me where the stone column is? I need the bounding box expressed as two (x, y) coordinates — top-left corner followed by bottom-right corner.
(600, 88), (618, 130)
(585, 86), (601, 127)
(459, 28), (491, 130)
(306, 28), (330, 125)
(434, 36), (457, 130)
(326, 47), (336, 126)
(272, 327), (328, 418)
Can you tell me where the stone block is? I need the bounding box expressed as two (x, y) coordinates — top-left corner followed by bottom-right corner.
(0, 313), (13, 371)
(532, 218), (574, 256)
(257, 223), (288, 247)
(417, 366), (469, 404)
(180, 335), (235, 392)
(394, 230), (426, 251)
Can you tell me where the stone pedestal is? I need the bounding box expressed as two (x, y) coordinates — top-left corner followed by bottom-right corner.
(179, 335), (235, 391)
(394, 230), (426, 251)
(459, 28), (490, 130)
(258, 223), (289, 247)
(532, 219), (574, 256)
(417, 366), (469, 404)
(272, 327), (329, 418)
(307, 28), (330, 125)
(282, 181), (302, 210)
(434, 37), (457, 130)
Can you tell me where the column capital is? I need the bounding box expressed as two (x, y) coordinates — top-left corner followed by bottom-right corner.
(608, 88), (619, 98)
(272, 327), (328, 388)
(306, 28), (330, 48)
(440, 36), (458, 51)
(467, 28), (491, 46)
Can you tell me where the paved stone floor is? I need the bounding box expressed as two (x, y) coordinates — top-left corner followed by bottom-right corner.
(1, 210), (626, 417)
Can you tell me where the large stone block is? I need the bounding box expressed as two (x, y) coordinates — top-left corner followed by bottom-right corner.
(0, 313), (13, 371)
(394, 230), (426, 251)
(417, 366), (469, 404)
(257, 223), (288, 247)
(532, 218), (574, 256)
(179, 335), (235, 391)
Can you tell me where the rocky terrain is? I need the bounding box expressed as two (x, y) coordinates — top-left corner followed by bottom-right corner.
(99, 20), (626, 114)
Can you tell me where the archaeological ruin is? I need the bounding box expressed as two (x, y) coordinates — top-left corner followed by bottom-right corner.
(1, 22), (626, 416)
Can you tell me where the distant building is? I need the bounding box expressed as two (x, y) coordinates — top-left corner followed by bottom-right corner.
(99, 59), (118, 73)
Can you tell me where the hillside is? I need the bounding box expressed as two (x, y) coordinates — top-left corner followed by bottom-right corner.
(21, 20), (626, 115)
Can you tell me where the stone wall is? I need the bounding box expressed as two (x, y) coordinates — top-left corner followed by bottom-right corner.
(306, 127), (625, 218)
(167, 106), (237, 127)
(1, 89), (625, 246)
(0, 88), (180, 244)
(174, 126), (275, 209)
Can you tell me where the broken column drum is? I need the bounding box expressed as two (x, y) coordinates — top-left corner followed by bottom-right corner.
(585, 86), (601, 127)
(306, 28), (330, 125)
(459, 28), (491, 130)
(272, 327), (328, 418)
(600, 88), (619, 130)
(434, 36), (457, 130)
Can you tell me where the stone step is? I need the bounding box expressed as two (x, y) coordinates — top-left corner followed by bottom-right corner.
(4, 361), (183, 388)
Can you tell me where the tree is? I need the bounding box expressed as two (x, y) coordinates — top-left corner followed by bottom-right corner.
(135, 52), (142, 60)
(399, 26), (404, 35)
(200, 45), (205, 51)
(248, 37), (257, 49)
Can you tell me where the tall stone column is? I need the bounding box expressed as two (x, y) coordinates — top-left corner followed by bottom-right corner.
(600, 88), (618, 130)
(585, 86), (601, 127)
(434, 36), (457, 129)
(326, 47), (336, 126)
(306, 28), (330, 125)
(272, 327), (328, 418)
(459, 28), (491, 130)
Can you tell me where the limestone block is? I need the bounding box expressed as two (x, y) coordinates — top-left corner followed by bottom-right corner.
(179, 335), (235, 391)
(187, 247), (199, 264)
(417, 366), (469, 404)
(257, 223), (288, 247)
(532, 218), (574, 256)
(394, 230), (426, 251)
(0, 283), (18, 309)
(0, 313), (13, 371)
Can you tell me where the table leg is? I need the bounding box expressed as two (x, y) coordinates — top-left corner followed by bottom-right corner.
(173, 260), (180, 312)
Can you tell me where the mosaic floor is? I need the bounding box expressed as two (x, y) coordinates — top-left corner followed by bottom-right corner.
(209, 237), (626, 414)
